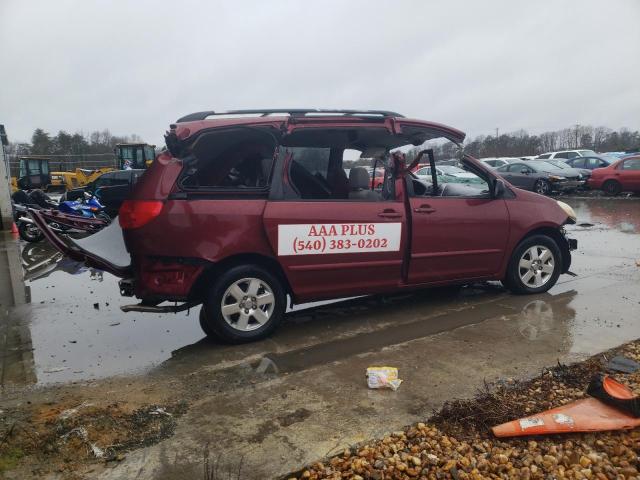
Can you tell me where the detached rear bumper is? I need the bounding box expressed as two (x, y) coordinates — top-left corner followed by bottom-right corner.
(30, 209), (132, 277)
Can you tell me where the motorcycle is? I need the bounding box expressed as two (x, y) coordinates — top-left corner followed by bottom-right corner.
(59, 193), (111, 222)
(12, 190), (111, 243)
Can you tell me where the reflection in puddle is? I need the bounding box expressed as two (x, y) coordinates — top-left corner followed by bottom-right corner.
(0, 198), (638, 387)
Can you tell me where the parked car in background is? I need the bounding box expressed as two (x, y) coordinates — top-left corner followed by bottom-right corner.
(479, 157), (522, 169)
(587, 155), (640, 195)
(543, 159), (591, 183)
(564, 155), (611, 171)
(32, 109), (577, 343)
(496, 161), (584, 195)
(414, 165), (484, 184)
(537, 150), (597, 160)
(62, 169), (145, 217)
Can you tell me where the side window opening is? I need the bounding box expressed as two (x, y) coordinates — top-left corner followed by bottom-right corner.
(282, 129), (396, 201)
(181, 128), (277, 190)
(405, 138), (491, 198)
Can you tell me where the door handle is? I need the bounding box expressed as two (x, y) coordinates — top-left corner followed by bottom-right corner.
(378, 209), (402, 219)
(414, 204), (436, 214)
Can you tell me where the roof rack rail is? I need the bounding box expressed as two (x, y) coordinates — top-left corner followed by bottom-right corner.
(175, 109), (405, 123)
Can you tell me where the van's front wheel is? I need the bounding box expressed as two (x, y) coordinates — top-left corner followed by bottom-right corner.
(503, 235), (562, 294)
(201, 265), (285, 343)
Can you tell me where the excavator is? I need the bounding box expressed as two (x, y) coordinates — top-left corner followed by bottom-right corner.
(10, 157), (112, 193)
(11, 144), (155, 192)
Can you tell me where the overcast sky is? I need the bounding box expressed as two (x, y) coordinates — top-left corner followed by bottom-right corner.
(2, 0), (639, 145)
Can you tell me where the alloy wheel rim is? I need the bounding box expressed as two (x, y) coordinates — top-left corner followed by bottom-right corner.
(535, 181), (549, 194)
(518, 245), (555, 288)
(220, 277), (275, 331)
(26, 224), (40, 238)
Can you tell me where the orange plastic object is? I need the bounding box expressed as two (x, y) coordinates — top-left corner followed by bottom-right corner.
(492, 397), (640, 437)
(603, 376), (635, 400)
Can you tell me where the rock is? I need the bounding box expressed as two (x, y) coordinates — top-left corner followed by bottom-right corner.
(580, 468), (593, 478)
(579, 455), (591, 467)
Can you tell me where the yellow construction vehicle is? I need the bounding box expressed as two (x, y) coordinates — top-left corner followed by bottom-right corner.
(49, 167), (114, 192)
(115, 143), (156, 169)
(11, 156), (52, 192)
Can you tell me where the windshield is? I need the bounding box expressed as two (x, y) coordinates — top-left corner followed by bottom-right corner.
(534, 162), (564, 173)
(546, 160), (569, 169)
(579, 150), (596, 156)
(439, 166), (465, 174)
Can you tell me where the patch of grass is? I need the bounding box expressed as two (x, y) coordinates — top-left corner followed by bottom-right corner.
(0, 446), (25, 473)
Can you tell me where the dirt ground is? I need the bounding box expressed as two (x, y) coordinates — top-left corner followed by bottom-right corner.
(0, 197), (639, 479)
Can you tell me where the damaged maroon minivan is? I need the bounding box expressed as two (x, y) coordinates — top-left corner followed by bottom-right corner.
(32, 109), (578, 343)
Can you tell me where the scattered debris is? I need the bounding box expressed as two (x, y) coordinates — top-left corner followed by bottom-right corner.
(366, 366), (402, 391)
(149, 407), (172, 417)
(58, 401), (93, 420)
(0, 402), (188, 475)
(93, 303), (99, 310)
(42, 367), (68, 374)
(606, 355), (640, 374)
(577, 222), (594, 227)
(109, 322), (120, 327)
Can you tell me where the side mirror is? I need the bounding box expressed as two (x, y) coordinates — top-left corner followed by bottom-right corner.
(521, 167), (529, 174)
(493, 179), (506, 199)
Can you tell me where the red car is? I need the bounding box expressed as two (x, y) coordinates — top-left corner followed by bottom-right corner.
(587, 155), (640, 195)
(33, 109), (578, 343)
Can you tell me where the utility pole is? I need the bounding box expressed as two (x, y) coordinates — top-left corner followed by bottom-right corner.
(0, 125), (14, 231)
(495, 128), (499, 157)
(574, 124), (580, 148)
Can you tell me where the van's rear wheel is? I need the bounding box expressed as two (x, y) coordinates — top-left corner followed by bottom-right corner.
(503, 235), (562, 294)
(201, 265), (285, 343)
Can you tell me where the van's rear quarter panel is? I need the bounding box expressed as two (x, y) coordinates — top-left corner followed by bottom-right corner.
(124, 199), (275, 297)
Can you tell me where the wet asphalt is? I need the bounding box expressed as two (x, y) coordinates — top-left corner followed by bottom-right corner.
(1, 197), (639, 479)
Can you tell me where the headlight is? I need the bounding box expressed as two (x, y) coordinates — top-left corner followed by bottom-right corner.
(557, 200), (577, 224)
(548, 175), (566, 181)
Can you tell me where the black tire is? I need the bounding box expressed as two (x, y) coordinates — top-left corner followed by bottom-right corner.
(534, 179), (551, 195)
(199, 306), (218, 339)
(97, 212), (111, 223)
(201, 265), (286, 343)
(18, 221), (44, 243)
(602, 180), (622, 196)
(503, 235), (562, 294)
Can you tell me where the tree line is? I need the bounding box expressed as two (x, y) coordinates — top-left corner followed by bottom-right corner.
(8, 124), (639, 164)
(6, 128), (145, 157)
(406, 125), (640, 162)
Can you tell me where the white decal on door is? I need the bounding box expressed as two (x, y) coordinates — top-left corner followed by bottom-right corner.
(278, 223), (401, 256)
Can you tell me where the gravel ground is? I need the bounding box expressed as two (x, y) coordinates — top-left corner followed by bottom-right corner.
(286, 341), (640, 480)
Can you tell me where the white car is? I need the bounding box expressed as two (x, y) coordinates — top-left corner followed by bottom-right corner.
(415, 165), (481, 182)
(536, 149), (597, 160)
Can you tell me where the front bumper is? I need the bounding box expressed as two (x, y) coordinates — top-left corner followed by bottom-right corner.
(554, 180), (585, 191)
(559, 228), (577, 273)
